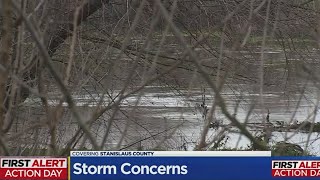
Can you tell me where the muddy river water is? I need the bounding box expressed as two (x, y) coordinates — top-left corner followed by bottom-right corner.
(10, 48), (320, 155)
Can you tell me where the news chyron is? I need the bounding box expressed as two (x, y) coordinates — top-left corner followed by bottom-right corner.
(0, 157), (67, 179)
(272, 160), (320, 177)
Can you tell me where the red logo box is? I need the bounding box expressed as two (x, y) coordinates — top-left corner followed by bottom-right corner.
(0, 157), (68, 179)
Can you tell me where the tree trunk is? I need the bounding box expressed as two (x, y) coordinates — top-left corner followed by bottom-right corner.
(0, 0), (13, 155)
(10, 0), (109, 108)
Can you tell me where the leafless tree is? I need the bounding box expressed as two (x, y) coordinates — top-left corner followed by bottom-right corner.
(1, 0), (320, 155)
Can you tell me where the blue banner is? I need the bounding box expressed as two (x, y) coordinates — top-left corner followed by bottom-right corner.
(70, 157), (271, 180)
(68, 151), (320, 180)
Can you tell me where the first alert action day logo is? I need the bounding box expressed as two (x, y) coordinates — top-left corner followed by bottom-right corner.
(272, 160), (320, 177)
(0, 157), (67, 179)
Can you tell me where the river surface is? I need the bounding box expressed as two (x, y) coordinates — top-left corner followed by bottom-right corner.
(8, 47), (320, 155)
